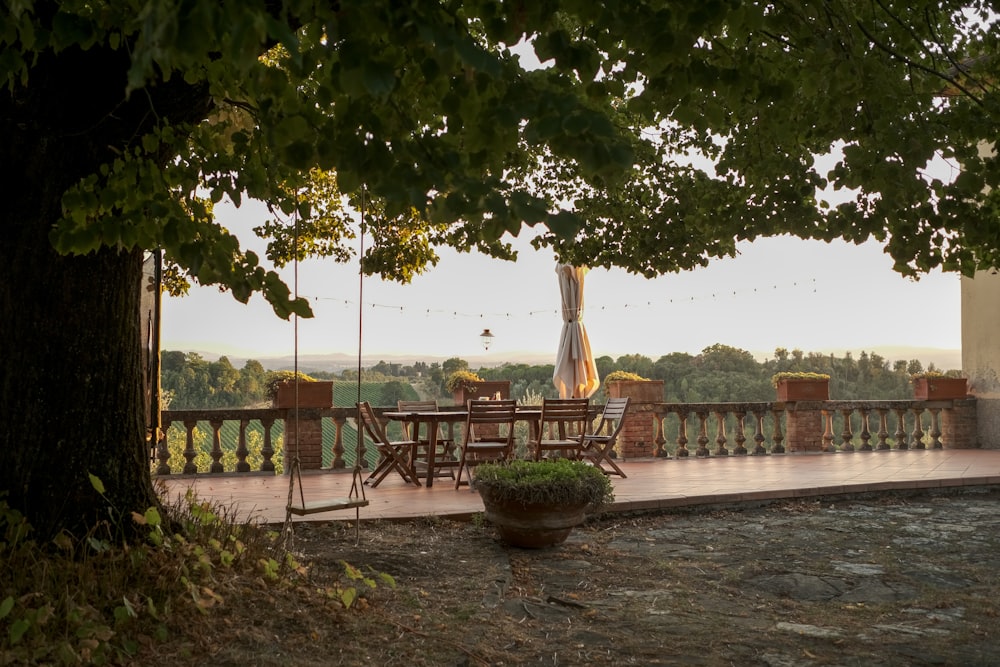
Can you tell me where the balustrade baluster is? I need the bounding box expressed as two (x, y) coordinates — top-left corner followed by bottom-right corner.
(675, 410), (690, 457)
(714, 411), (729, 456)
(910, 407), (926, 450)
(876, 409), (890, 450)
(331, 415), (347, 469)
(733, 410), (747, 455)
(209, 418), (224, 473)
(859, 408), (872, 451)
(695, 411), (710, 457)
(260, 417), (276, 472)
(821, 409), (835, 452)
(771, 408), (785, 454)
(182, 419), (198, 474)
(156, 422), (172, 475)
(236, 419), (250, 472)
(928, 408), (943, 449)
(751, 410), (767, 455)
(654, 413), (668, 458)
(840, 409), (855, 452)
(893, 408), (908, 450)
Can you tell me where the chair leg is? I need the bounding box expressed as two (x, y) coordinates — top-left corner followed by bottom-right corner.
(590, 445), (627, 478)
(367, 447), (421, 487)
(364, 455), (393, 487)
(454, 449), (469, 489)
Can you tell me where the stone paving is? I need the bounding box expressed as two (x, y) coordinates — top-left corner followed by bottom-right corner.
(472, 488), (1000, 665)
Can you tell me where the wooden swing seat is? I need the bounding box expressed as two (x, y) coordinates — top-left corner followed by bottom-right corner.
(287, 497), (369, 516)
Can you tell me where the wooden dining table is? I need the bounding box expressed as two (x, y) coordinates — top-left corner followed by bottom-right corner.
(382, 407), (544, 487)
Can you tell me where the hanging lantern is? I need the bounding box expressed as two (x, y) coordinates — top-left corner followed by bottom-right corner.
(480, 328), (494, 351)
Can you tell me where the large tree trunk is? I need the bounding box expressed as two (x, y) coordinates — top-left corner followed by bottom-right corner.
(0, 45), (211, 541)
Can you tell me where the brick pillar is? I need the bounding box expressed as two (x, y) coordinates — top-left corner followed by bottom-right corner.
(607, 381), (664, 460)
(619, 409), (656, 459)
(941, 399), (978, 448)
(784, 403), (825, 452)
(285, 416), (324, 470)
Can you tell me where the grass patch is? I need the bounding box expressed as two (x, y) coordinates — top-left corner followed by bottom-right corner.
(0, 483), (388, 665)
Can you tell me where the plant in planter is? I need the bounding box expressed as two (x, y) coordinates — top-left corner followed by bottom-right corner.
(473, 459), (614, 548)
(445, 370), (484, 395)
(911, 372), (968, 400)
(266, 371), (332, 408)
(772, 372), (831, 401)
(603, 371), (662, 400)
(446, 370), (509, 405)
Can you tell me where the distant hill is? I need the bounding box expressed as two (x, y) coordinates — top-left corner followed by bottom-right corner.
(172, 346), (962, 373)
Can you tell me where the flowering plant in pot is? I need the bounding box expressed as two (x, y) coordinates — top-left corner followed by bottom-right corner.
(771, 372), (831, 401)
(473, 459), (614, 549)
(445, 370), (483, 394)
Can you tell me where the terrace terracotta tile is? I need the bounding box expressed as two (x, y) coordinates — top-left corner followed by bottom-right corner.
(157, 449), (1000, 525)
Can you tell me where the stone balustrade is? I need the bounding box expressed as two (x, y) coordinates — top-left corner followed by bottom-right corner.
(643, 399), (977, 458)
(156, 398), (978, 476)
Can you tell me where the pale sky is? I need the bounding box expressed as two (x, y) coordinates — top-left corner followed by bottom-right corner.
(161, 198), (963, 368)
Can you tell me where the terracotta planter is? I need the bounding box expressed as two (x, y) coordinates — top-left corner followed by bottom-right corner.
(606, 380), (664, 403)
(775, 379), (829, 401)
(452, 380), (511, 406)
(913, 377), (968, 400)
(476, 485), (589, 548)
(273, 381), (333, 408)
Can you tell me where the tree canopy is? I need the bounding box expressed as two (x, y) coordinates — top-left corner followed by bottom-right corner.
(1, 0), (998, 538)
(7, 1), (999, 316)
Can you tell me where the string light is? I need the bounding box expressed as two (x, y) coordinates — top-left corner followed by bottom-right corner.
(305, 277), (820, 322)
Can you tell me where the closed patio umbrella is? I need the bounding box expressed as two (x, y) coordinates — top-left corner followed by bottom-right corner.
(553, 264), (600, 399)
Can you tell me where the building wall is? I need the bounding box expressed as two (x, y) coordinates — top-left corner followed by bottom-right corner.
(961, 271), (1000, 449)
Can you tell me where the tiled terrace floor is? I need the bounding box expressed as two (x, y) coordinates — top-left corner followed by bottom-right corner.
(157, 449), (1000, 525)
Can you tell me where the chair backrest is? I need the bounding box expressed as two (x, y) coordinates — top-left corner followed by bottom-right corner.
(465, 399), (516, 444)
(357, 401), (389, 445)
(397, 400), (439, 412)
(466, 399), (517, 426)
(538, 398), (591, 439)
(594, 397), (630, 438)
(396, 400), (440, 439)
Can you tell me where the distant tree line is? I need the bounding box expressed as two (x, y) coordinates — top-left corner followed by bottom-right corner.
(161, 344), (950, 409)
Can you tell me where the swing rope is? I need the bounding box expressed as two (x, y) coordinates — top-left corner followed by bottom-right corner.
(282, 195), (369, 545)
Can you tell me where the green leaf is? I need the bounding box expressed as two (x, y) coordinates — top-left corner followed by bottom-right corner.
(340, 587), (357, 609)
(546, 211), (583, 239)
(0, 596), (14, 620)
(362, 60), (396, 96)
(88, 473), (106, 495)
(9, 618), (29, 644)
(144, 507), (162, 527)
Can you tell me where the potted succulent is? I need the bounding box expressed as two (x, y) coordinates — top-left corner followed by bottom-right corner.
(473, 459), (614, 549)
(772, 372), (831, 401)
(911, 372), (968, 400)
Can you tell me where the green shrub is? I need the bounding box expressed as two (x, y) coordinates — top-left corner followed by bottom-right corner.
(473, 459), (614, 508)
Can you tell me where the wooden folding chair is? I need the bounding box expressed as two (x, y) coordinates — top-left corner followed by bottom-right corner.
(530, 398), (591, 461)
(357, 401), (421, 487)
(397, 399), (457, 474)
(579, 397), (630, 477)
(454, 399), (517, 489)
